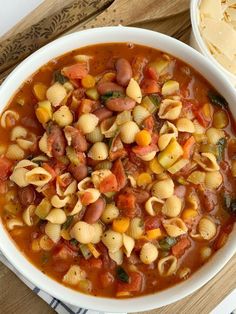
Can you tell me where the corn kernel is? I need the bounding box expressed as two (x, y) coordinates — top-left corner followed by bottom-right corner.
(182, 209), (198, 220)
(81, 75), (96, 89)
(137, 172), (152, 187)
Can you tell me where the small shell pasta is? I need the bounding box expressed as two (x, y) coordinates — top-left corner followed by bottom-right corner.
(7, 218), (24, 230)
(140, 243), (158, 264)
(152, 178), (174, 199)
(162, 195), (182, 218)
(187, 171), (206, 185)
(163, 218), (188, 237)
(1, 110), (19, 128)
(10, 168), (29, 187)
(25, 167), (52, 186)
(91, 222), (103, 244)
(205, 171), (223, 189)
(100, 117), (118, 138)
(46, 82), (66, 106)
(22, 205), (36, 226)
(158, 121), (178, 150)
(39, 132), (51, 157)
(194, 153), (220, 172)
(51, 195), (70, 208)
(116, 110), (132, 125)
(77, 113), (99, 134)
(53, 105), (73, 127)
(88, 142), (108, 160)
(86, 126), (104, 143)
(176, 118), (195, 133)
(67, 197), (83, 216)
(46, 208), (67, 224)
(101, 203), (119, 223)
(132, 105), (150, 125)
(145, 196), (164, 216)
(120, 121), (140, 144)
(80, 188), (100, 204)
(77, 177), (92, 191)
(127, 218), (144, 239)
(6, 144), (25, 160)
(158, 255), (178, 276)
(45, 222), (61, 243)
(91, 169), (112, 188)
(126, 78), (142, 103)
(206, 128), (225, 145)
(10, 126), (27, 141)
(109, 249), (123, 265)
(102, 230), (123, 253)
(138, 151), (157, 161)
(158, 99), (182, 120)
(56, 173), (77, 196)
(200, 246), (212, 261)
(198, 217), (217, 240)
(123, 233), (135, 257)
(70, 221), (95, 244)
(161, 80), (179, 96)
(63, 265), (86, 285)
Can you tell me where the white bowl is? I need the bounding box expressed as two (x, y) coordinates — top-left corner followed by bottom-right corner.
(0, 26), (236, 313)
(190, 0), (236, 86)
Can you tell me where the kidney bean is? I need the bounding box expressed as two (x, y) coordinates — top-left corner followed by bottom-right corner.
(93, 107), (113, 122)
(47, 123), (66, 158)
(97, 81), (124, 95)
(83, 198), (105, 224)
(115, 58), (132, 87)
(18, 185), (36, 206)
(106, 96), (136, 112)
(64, 126), (88, 152)
(68, 163), (88, 182)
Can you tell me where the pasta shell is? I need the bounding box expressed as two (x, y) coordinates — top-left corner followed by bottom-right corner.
(56, 173), (77, 196)
(127, 175), (137, 188)
(140, 242), (158, 264)
(123, 233), (135, 257)
(91, 169), (112, 189)
(80, 188), (100, 205)
(25, 167), (52, 187)
(6, 218), (24, 230)
(39, 132), (52, 157)
(53, 105), (73, 127)
(101, 203), (119, 224)
(127, 218), (144, 239)
(88, 142), (109, 160)
(86, 126), (104, 143)
(77, 177), (93, 191)
(158, 99), (182, 120)
(6, 144), (25, 160)
(158, 121), (178, 150)
(205, 171), (223, 189)
(1, 110), (19, 128)
(132, 105), (150, 125)
(10, 168), (29, 187)
(100, 117), (118, 138)
(22, 205), (36, 226)
(45, 222), (61, 243)
(46, 208), (67, 224)
(187, 171), (206, 185)
(176, 118), (195, 133)
(161, 80), (179, 96)
(10, 126), (27, 141)
(198, 217), (217, 240)
(109, 249), (124, 265)
(116, 110), (132, 125)
(39, 235), (54, 251)
(91, 222), (103, 244)
(51, 195), (70, 208)
(193, 119), (206, 134)
(178, 267), (191, 280)
(14, 159), (38, 169)
(200, 246), (212, 261)
(120, 121), (140, 144)
(152, 178), (174, 199)
(46, 82), (67, 107)
(67, 197), (83, 216)
(145, 196), (164, 216)
(77, 113), (99, 134)
(63, 265), (86, 285)
(162, 195), (182, 218)
(16, 138), (34, 150)
(193, 153), (220, 172)
(139, 151), (157, 161)
(70, 221), (95, 244)
(102, 230), (123, 253)
(126, 78), (142, 103)
(206, 128), (225, 145)
(163, 218), (188, 237)
(158, 255), (178, 276)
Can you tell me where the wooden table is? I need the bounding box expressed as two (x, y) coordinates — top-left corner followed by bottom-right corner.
(0, 1), (236, 313)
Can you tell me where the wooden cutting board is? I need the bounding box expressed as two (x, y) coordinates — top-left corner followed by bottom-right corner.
(0, 1), (235, 314)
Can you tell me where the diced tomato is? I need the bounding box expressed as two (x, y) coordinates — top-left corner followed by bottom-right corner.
(116, 193), (136, 218)
(62, 62), (89, 80)
(81, 191), (94, 205)
(146, 66), (159, 81)
(123, 187), (149, 204)
(109, 149), (128, 161)
(141, 79), (160, 94)
(99, 173), (118, 193)
(43, 163), (57, 182)
(78, 98), (99, 116)
(80, 257), (103, 269)
(99, 271), (114, 288)
(132, 56), (148, 82)
(182, 136), (196, 159)
(53, 261), (70, 273)
(111, 159), (127, 191)
(194, 106), (211, 128)
(144, 216), (160, 231)
(0, 157), (12, 181)
(132, 144), (157, 156)
(53, 245), (77, 260)
(172, 236), (191, 258)
(117, 271), (143, 293)
(0, 181), (8, 194)
(143, 115), (155, 132)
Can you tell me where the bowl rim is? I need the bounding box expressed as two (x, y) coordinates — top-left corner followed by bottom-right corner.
(0, 26), (236, 312)
(190, 0), (236, 81)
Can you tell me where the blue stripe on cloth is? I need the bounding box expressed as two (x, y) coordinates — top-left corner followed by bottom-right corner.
(53, 298), (60, 309)
(59, 301), (78, 314)
(33, 287), (40, 294)
(76, 308), (84, 314)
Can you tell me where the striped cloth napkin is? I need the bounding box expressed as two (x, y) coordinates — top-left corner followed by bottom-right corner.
(0, 250), (123, 314)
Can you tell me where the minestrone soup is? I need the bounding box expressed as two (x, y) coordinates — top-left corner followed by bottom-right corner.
(0, 43), (236, 298)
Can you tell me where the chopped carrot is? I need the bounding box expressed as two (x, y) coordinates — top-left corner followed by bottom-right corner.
(113, 217), (130, 233)
(132, 144), (157, 156)
(62, 62), (88, 80)
(141, 79), (160, 94)
(146, 66), (159, 81)
(172, 237), (191, 258)
(99, 173), (118, 193)
(78, 98), (98, 115)
(182, 136), (196, 159)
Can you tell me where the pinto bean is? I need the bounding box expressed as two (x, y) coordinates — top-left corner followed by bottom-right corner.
(68, 163), (88, 182)
(47, 123), (66, 158)
(83, 198), (105, 224)
(97, 82), (124, 95)
(18, 185), (36, 206)
(106, 96), (136, 112)
(115, 58), (132, 87)
(93, 108), (113, 122)
(64, 126), (88, 152)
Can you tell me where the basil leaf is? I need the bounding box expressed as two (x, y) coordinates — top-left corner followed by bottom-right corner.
(149, 94), (161, 107)
(208, 91), (228, 108)
(53, 70), (68, 84)
(62, 216), (73, 229)
(116, 266), (129, 283)
(217, 138), (226, 161)
(224, 195), (236, 216)
(70, 238), (79, 246)
(159, 236), (177, 251)
(101, 91), (123, 102)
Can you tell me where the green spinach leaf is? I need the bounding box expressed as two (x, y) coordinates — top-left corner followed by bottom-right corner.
(217, 138), (227, 161)
(208, 91), (228, 108)
(116, 266), (129, 283)
(53, 70), (68, 84)
(159, 236), (177, 251)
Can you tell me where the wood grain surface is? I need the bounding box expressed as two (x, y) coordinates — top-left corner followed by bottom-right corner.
(0, 1), (235, 314)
